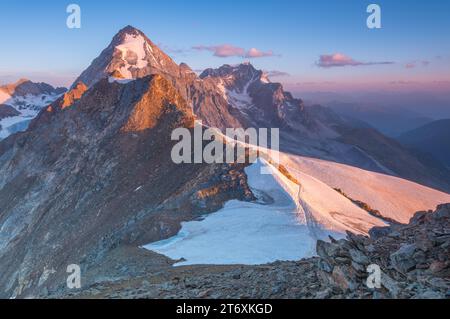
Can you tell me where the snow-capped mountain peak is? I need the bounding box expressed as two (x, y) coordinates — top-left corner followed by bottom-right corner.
(113, 32), (151, 78)
(199, 63), (305, 126)
(200, 63), (262, 86)
(73, 25), (180, 88)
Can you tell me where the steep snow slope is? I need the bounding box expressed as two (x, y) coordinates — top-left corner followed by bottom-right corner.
(279, 154), (450, 224)
(144, 159), (386, 265)
(231, 131), (450, 224)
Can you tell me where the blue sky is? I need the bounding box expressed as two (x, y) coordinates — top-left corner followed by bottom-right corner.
(1, 0), (449, 91)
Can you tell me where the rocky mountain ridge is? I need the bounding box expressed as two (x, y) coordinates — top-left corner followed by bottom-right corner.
(0, 74), (253, 298)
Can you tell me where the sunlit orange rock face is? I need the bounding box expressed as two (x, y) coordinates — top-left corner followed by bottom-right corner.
(0, 78), (29, 95)
(61, 81), (88, 109)
(121, 74), (195, 132)
(27, 81), (88, 129)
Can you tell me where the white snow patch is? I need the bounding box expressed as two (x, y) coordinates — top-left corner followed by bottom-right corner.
(260, 73), (270, 83)
(227, 88), (253, 110)
(221, 76), (256, 110)
(115, 34), (150, 78)
(216, 80), (227, 101)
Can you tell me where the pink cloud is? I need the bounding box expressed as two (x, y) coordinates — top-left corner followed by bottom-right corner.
(245, 48), (274, 58)
(192, 44), (245, 58)
(317, 53), (394, 68)
(193, 44), (275, 58)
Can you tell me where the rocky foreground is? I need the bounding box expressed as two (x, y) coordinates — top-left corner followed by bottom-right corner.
(63, 204), (450, 299)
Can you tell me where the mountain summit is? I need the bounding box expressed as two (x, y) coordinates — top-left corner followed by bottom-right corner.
(72, 25), (244, 130)
(73, 26), (180, 87)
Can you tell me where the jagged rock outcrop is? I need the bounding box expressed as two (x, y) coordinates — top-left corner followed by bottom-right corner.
(316, 204), (450, 298)
(60, 82), (88, 109)
(0, 104), (20, 120)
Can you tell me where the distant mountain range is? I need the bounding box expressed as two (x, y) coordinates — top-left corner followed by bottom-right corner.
(398, 119), (450, 168)
(301, 90), (450, 123)
(321, 100), (433, 137)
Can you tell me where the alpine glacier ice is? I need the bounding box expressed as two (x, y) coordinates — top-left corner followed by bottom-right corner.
(144, 158), (387, 265)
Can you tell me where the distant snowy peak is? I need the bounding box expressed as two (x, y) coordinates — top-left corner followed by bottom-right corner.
(0, 79), (66, 113)
(200, 63), (305, 126)
(0, 79), (66, 138)
(0, 79), (66, 99)
(200, 63), (267, 92)
(73, 25), (180, 88)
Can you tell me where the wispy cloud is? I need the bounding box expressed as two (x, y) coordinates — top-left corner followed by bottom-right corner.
(316, 53), (394, 68)
(193, 44), (276, 58)
(404, 60), (430, 69)
(157, 43), (190, 56)
(265, 70), (290, 77)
